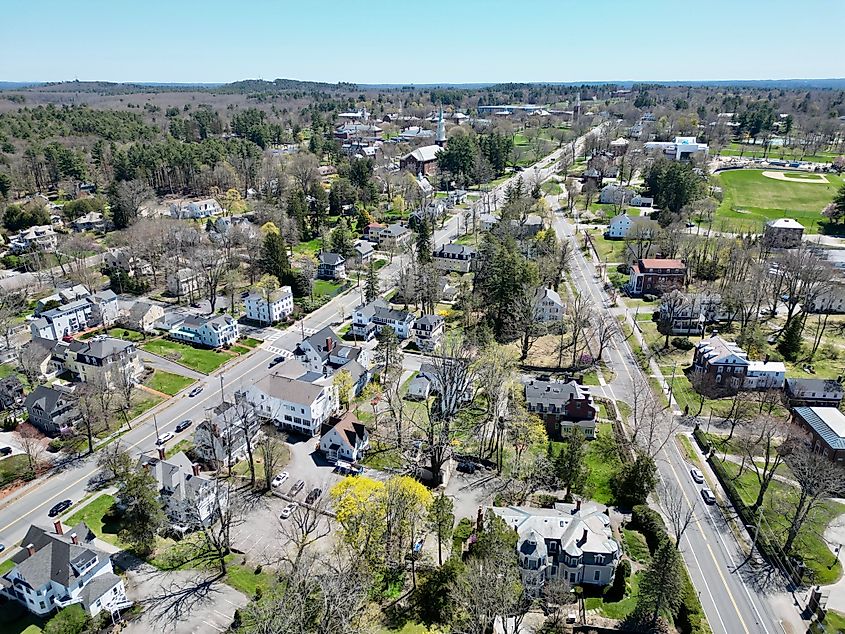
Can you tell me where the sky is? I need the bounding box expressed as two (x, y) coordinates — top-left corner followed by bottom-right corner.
(2, 0), (844, 85)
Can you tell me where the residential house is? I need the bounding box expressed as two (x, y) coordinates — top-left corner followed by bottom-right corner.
(24, 385), (80, 436)
(600, 185), (652, 208)
(244, 287), (294, 325)
(166, 268), (200, 297)
(124, 301), (164, 333)
(193, 401), (260, 467)
(581, 168), (602, 187)
(319, 412), (369, 463)
(103, 249), (152, 278)
(35, 285), (90, 314)
(352, 298), (415, 340)
(411, 314), (445, 352)
(763, 218), (804, 249)
(0, 522), (127, 617)
(317, 252), (347, 280)
(376, 223), (412, 251)
(71, 212), (109, 233)
(138, 451), (222, 529)
(352, 239), (375, 266)
(406, 375), (432, 401)
(399, 145), (441, 176)
(510, 214), (544, 238)
(534, 286), (565, 323)
(292, 327), (371, 394)
(0, 376), (25, 411)
(29, 291), (119, 341)
(170, 198), (222, 219)
(57, 336), (144, 387)
(627, 258), (686, 296)
(432, 243), (477, 273)
(606, 212), (635, 239)
(785, 378), (845, 408)
(410, 200), (447, 228)
(691, 336), (749, 393)
(791, 406), (845, 463)
(491, 501), (620, 594)
(644, 136), (709, 161)
(743, 360), (786, 390)
(362, 222), (385, 242)
(807, 280), (845, 314)
(169, 314), (239, 349)
(479, 213), (499, 232)
(524, 379), (597, 439)
(8, 225), (58, 253)
(658, 291), (732, 335)
(238, 373), (336, 437)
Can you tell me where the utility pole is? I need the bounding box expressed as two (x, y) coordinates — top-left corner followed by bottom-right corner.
(153, 415), (160, 440)
(219, 374), (224, 404)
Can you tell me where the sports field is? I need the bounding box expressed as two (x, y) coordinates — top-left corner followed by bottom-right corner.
(714, 169), (843, 234)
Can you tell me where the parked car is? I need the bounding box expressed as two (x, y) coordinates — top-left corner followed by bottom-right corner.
(279, 502), (298, 520)
(305, 487), (323, 504)
(48, 499), (73, 517)
(0, 543), (5, 553)
(271, 472), (289, 487)
(456, 461), (477, 474)
(189, 386), (203, 397)
(290, 479), (305, 496)
(690, 468), (704, 484)
(269, 356), (286, 368)
(156, 431), (174, 446)
(0, 446), (12, 456)
(175, 419), (193, 433)
(700, 488), (716, 505)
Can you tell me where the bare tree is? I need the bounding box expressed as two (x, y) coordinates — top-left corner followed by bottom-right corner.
(657, 290), (688, 349)
(542, 576), (574, 628)
(288, 152), (319, 193)
(17, 423), (45, 474)
(257, 434), (283, 491)
(112, 364), (136, 430)
(17, 342), (48, 387)
(0, 290), (25, 351)
(659, 480), (697, 547)
(593, 309), (620, 361)
(564, 291), (593, 367)
(76, 379), (114, 454)
(190, 478), (245, 575)
(276, 498), (332, 572)
(111, 179), (154, 226)
(194, 245), (230, 314)
(739, 416), (791, 512)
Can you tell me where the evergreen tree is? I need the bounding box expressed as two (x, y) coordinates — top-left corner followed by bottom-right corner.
(428, 491), (455, 565)
(286, 189), (308, 237)
(554, 427), (589, 500)
(777, 315), (804, 361)
(330, 218), (354, 257)
(635, 539), (684, 628)
(308, 181), (328, 235)
(260, 232), (290, 286)
(611, 454), (658, 508)
(117, 467), (166, 556)
(415, 217), (433, 265)
(375, 327), (402, 381)
(364, 259), (380, 303)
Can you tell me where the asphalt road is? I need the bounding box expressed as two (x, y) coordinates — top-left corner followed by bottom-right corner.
(551, 209), (788, 634)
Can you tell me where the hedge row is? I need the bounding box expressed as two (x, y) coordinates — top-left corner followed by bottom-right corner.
(629, 505), (710, 634)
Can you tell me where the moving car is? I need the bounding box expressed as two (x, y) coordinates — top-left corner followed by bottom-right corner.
(48, 499), (73, 517)
(690, 468), (704, 484)
(0, 543), (5, 553)
(156, 431), (175, 446)
(175, 419), (193, 433)
(189, 386), (204, 397)
(0, 446), (12, 456)
(269, 356), (286, 368)
(290, 479), (305, 496)
(279, 502), (298, 519)
(305, 487), (323, 505)
(271, 472), (289, 487)
(700, 488), (716, 505)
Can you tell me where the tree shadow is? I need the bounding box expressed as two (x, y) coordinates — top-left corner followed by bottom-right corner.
(140, 571), (226, 627)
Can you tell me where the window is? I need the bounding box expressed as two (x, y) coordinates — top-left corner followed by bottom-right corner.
(594, 570), (601, 581)
(569, 573), (576, 583)
(595, 554), (604, 564)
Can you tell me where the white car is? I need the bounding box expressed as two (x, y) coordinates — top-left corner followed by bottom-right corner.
(690, 468), (704, 484)
(271, 472), (289, 487)
(155, 431), (174, 446)
(700, 488), (717, 505)
(279, 502), (298, 519)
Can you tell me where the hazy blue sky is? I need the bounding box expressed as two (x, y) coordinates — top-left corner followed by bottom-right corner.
(2, 0), (843, 84)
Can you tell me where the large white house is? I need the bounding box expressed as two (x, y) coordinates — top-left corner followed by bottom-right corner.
(534, 286), (565, 322)
(169, 314), (239, 349)
(138, 450), (223, 529)
(8, 225), (58, 253)
(54, 336), (144, 388)
(244, 287), (294, 325)
(237, 371), (337, 437)
(29, 290), (119, 341)
(319, 412), (369, 463)
(491, 501), (620, 594)
(352, 298), (415, 340)
(193, 401), (261, 468)
(170, 198), (223, 219)
(0, 522), (128, 617)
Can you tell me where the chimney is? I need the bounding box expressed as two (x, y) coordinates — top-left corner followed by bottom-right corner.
(326, 337), (334, 353)
(53, 521), (63, 535)
(158, 447), (165, 460)
(580, 528), (588, 544)
(192, 463), (201, 476)
(25, 543), (35, 557)
(70, 533), (78, 545)
(574, 499), (581, 514)
(764, 353), (770, 364)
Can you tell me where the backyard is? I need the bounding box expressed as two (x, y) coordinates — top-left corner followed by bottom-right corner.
(715, 169), (843, 234)
(64, 494), (125, 548)
(142, 339), (231, 374)
(143, 369), (195, 395)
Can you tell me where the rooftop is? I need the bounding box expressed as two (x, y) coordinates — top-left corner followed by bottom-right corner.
(794, 406), (845, 450)
(766, 218), (805, 230)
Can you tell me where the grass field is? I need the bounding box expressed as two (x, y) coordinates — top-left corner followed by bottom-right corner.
(0, 454), (32, 488)
(144, 369), (194, 395)
(107, 327), (146, 342)
(810, 610), (845, 633)
(312, 279), (343, 298)
(715, 169), (843, 234)
(128, 392), (164, 420)
(65, 494), (125, 547)
(717, 458), (843, 585)
(717, 142), (839, 164)
(584, 571), (641, 620)
(142, 339), (230, 373)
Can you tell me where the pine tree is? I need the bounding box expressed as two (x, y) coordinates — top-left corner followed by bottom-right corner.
(635, 539), (684, 628)
(777, 315), (804, 361)
(415, 218), (433, 265)
(365, 259), (380, 303)
(259, 232), (290, 286)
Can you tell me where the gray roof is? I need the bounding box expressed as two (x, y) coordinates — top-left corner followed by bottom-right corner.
(414, 314), (444, 328)
(319, 252), (345, 266)
(402, 145), (441, 163)
(67, 337), (133, 360)
(128, 300), (159, 321)
(80, 572), (122, 610)
(252, 373), (327, 405)
(10, 522), (101, 589)
(299, 326), (343, 361)
(793, 407), (845, 450)
(25, 385), (67, 414)
(785, 378), (843, 395)
(525, 379), (590, 403)
(435, 243), (476, 258)
(381, 223), (410, 238)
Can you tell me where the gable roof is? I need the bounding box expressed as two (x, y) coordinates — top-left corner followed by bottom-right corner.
(319, 252), (345, 266)
(525, 379), (591, 403)
(252, 373), (326, 405)
(435, 243), (476, 258)
(402, 145), (441, 163)
(321, 412), (368, 451)
(785, 377), (844, 395)
(11, 522), (102, 589)
(299, 326), (343, 361)
(25, 385), (68, 414)
(793, 406), (845, 450)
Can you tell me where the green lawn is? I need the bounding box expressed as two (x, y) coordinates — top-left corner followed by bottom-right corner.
(224, 560), (274, 596)
(239, 337), (262, 348)
(361, 440), (404, 470)
(142, 339), (230, 374)
(293, 238), (322, 256)
(541, 180), (562, 196)
(585, 571), (641, 620)
(165, 438), (194, 459)
(229, 344), (251, 355)
(373, 258), (388, 271)
(106, 327), (146, 342)
(312, 279), (343, 298)
(718, 142), (838, 164)
(810, 610), (845, 633)
(623, 528), (651, 564)
(64, 494), (126, 547)
(717, 458), (844, 585)
(128, 392), (164, 420)
(0, 454), (32, 488)
(715, 169), (843, 234)
(0, 558), (14, 574)
(144, 369), (194, 395)
(551, 422), (620, 505)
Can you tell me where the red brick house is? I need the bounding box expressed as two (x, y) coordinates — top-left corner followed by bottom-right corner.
(524, 379), (597, 439)
(627, 258), (686, 296)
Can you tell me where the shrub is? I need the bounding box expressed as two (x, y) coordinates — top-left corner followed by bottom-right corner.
(630, 504), (669, 553)
(43, 604), (87, 634)
(534, 494), (559, 508)
(1, 416), (17, 432)
(606, 558), (631, 602)
(672, 337), (694, 350)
